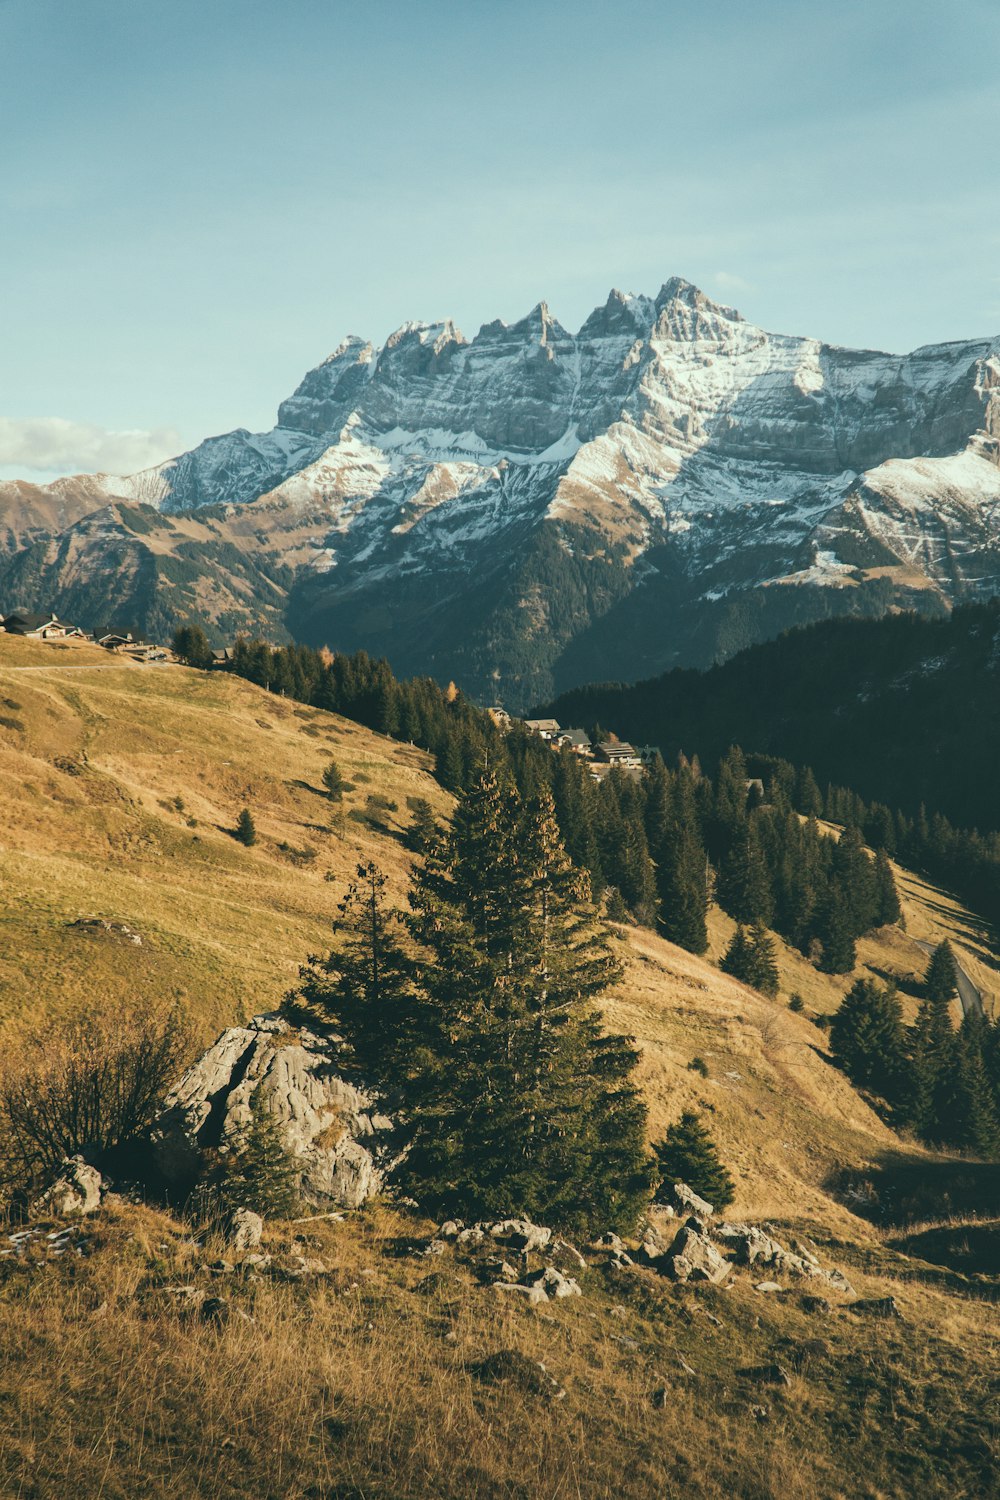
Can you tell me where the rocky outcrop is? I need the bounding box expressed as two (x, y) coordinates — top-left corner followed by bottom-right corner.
(150, 1013), (395, 1208)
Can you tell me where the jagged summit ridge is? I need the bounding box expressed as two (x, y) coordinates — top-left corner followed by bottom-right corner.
(1, 277), (998, 706)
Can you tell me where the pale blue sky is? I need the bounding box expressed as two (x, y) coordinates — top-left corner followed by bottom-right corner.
(2, 0), (999, 476)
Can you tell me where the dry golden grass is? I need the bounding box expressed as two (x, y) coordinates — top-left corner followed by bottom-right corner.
(2, 1199), (998, 1500)
(4, 638), (1000, 1495)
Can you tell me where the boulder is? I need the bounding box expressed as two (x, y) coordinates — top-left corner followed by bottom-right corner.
(664, 1221), (730, 1285)
(32, 1157), (103, 1217)
(657, 1182), (714, 1219)
(849, 1296), (903, 1320)
(486, 1219), (552, 1253)
(225, 1208), (263, 1250)
(524, 1266), (582, 1300)
(149, 1013), (396, 1208)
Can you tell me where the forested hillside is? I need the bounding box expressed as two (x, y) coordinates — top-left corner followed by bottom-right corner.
(544, 602), (1000, 832)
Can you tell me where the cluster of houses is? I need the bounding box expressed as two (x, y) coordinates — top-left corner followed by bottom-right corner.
(0, 611), (167, 662)
(488, 708), (659, 781)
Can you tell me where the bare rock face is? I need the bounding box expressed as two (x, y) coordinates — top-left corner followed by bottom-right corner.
(150, 1013), (395, 1208)
(32, 1156), (103, 1217)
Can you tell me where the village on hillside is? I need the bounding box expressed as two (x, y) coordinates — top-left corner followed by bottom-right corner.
(0, 610), (172, 663)
(489, 707), (660, 783)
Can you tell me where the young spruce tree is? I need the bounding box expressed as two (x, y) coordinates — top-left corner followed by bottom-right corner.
(654, 1111), (735, 1210)
(402, 770), (652, 1234)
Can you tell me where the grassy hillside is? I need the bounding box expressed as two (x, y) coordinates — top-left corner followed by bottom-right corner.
(4, 637), (1000, 1496)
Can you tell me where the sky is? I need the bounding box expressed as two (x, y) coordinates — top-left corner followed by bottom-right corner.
(2, 0), (999, 479)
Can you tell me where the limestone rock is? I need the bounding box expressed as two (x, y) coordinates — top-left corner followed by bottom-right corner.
(524, 1266), (582, 1300)
(664, 1221), (730, 1285)
(32, 1156), (103, 1217)
(150, 1012), (396, 1208)
(657, 1182), (715, 1220)
(486, 1219), (552, 1253)
(226, 1208), (263, 1250)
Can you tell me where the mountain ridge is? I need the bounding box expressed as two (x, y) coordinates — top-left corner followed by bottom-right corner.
(2, 278), (998, 707)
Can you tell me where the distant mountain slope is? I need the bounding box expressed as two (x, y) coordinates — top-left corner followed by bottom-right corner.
(544, 601), (1000, 831)
(2, 279), (999, 705)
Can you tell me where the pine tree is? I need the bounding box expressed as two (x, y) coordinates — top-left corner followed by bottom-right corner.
(716, 821), (773, 926)
(873, 849), (902, 927)
(395, 771), (652, 1233)
(833, 824), (877, 936)
(816, 885), (856, 974)
(321, 759), (345, 801)
(907, 994), (957, 1141)
(654, 771), (708, 955)
(746, 920), (780, 998)
(830, 978), (908, 1105)
(171, 624), (213, 669)
(942, 1014), (1000, 1156)
(219, 1087), (301, 1218)
(286, 862), (414, 1082)
(653, 1111), (735, 1210)
(720, 925), (753, 985)
(234, 808), (257, 846)
(405, 798), (440, 854)
(924, 941), (959, 1005)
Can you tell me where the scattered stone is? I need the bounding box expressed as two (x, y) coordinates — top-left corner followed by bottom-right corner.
(225, 1208), (263, 1250)
(422, 1239), (447, 1257)
(811, 1267), (856, 1297)
(675, 1354), (697, 1376)
(480, 1258), (522, 1285)
(658, 1182), (714, 1220)
(524, 1266), (582, 1300)
(591, 1231), (624, 1252)
(664, 1221), (730, 1285)
(611, 1333), (640, 1352)
(651, 1386), (670, 1409)
(850, 1296), (903, 1320)
(738, 1363), (791, 1388)
(551, 1237), (588, 1270)
(755, 1281), (784, 1294)
(493, 1282), (548, 1305)
(487, 1219), (552, 1253)
(456, 1226), (486, 1247)
(31, 1157), (103, 1217)
(438, 1220), (463, 1240)
(472, 1349), (565, 1399)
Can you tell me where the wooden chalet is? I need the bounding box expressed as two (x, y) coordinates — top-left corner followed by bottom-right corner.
(1, 611), (77, 639)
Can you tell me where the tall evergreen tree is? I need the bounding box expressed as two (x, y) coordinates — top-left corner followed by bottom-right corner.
(234, 808), (257, 847)
(924, 941), (959, 1005)
(394, 771), (652, 1233)
(746, 920), (780, 998)
(816, 884), (856, 974)
(720, 925), (753, 986)
(873, 849), (902, 927)
(830, 978), (908, 1105)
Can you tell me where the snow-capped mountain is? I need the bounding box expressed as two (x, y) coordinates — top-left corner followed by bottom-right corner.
(2, 277), (998, 706)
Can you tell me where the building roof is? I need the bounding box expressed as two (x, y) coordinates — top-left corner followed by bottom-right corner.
(2, 611), (59, 631)
(525, 718), (561, 733)
(558, 728), (592, 748)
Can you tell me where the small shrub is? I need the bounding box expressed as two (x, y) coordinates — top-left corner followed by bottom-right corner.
(788, 994), (805, 1013)
(687, 1056), (709, 1077)
(0, 1006), (188, 1193)
(215, 1089), (301, 1218)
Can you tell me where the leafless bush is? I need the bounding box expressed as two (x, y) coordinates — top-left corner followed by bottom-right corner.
(0, 1005), (189, 1191)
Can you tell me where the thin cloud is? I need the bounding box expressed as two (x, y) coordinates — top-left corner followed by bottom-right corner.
(0, 418), (180, 477)
(712, 271), (754, 294)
